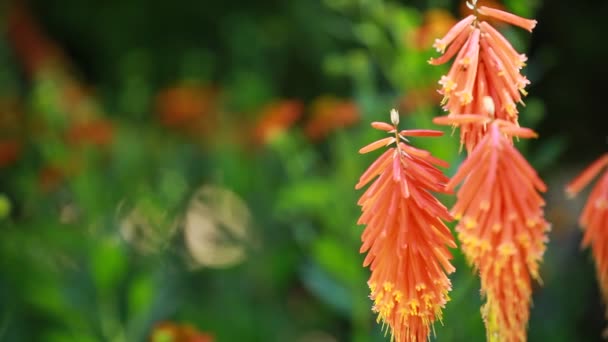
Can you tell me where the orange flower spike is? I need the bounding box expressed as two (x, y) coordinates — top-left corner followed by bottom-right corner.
(357, 109), (456, 342)
(447, 120), (549, 341)
(566, 154), (608, 308)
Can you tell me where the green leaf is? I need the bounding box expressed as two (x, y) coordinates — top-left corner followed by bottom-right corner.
(275, 179), (332, 215)
(299, 261), (353, 316)
(128, 274), (155, 318)
(311, 236), (363, 285)
(0, 194), (11, 219)
(91, 239), (127, 294)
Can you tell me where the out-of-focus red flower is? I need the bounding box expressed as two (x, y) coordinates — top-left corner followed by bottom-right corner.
(250, 100), (303, 145)
(398, 87), (443, 113)
(567, 154), (608, 314)
(149, 321), (214, 342)
(356, 110), (455, 342)
(408, 9), (457, 50)
(0, 140), (21, 168)
(304, 96), (359, 141)
(156, 84), (219, 128)
(429, 3), (536, 152)
(38, 157), (86, 193)
(6, 2), (65, 77)
(38, 165), (64, 193)
(66, 119), (114, 147)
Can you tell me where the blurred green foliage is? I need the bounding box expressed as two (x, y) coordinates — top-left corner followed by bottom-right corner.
(0, 0), (605, 341)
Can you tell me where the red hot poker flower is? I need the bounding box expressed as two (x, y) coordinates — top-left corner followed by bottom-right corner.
(429, 3), (536, 152)
(566, 154), (608, 314)
(356, 110), (456, 342)
(437, 116), (549, 342)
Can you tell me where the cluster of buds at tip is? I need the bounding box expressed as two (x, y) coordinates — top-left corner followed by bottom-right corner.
(429, 2), (536, 153)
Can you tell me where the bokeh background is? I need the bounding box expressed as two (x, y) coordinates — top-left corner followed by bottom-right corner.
(1, 0), (607, 341)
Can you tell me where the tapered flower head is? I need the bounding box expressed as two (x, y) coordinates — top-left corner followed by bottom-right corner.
(566, 154), (608, 314)
(429, 1), (536, 152)
(356, 110), (456, 341)
(436, 116), (549, 341)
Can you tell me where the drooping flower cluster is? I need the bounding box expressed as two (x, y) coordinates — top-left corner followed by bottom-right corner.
(438, 117), (549, 341)
(430, 2), (548, 341)
(566, 154), (608, 313)
(429, 2), (536, 152)
(356, 110), (456, 342)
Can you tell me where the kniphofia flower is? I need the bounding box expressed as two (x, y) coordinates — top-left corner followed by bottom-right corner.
(356, 110), (456, 341)
(429, 1), (537, 152)
(566, 154), (608, 314)
(435, 115), (549, 341)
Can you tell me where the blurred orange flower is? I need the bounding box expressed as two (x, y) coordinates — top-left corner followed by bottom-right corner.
(66, 119), (114, 147)
(250, 100), (303, 145)
(398, 87), (442, 113)
(304, 96), (359, 141)
(6, 2), (65, 77)
(566, 154), (608, 314)
(409, 9), (457, 50)
(38, 165), (64, 193)
(156, 84), (219, 129)
(150, 321), (214, 342)
(441, 118), (548, 341)
(356, 111), (455, 342)
(0, 140), (21, 168)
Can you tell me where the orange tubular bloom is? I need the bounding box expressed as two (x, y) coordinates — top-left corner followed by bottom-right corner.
(429, 4), (535, 153)
(356, 111), (456, 341)
(446, 120), (549, 342)
(566, 154), (608, 311)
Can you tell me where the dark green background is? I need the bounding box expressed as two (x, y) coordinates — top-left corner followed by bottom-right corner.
(1, 0), (606, 341)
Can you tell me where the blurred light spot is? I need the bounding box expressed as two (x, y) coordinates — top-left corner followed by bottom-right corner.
(119, 202), (177, 254)
(184, 185), (252, 269)
(59, 203), (79, 224)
